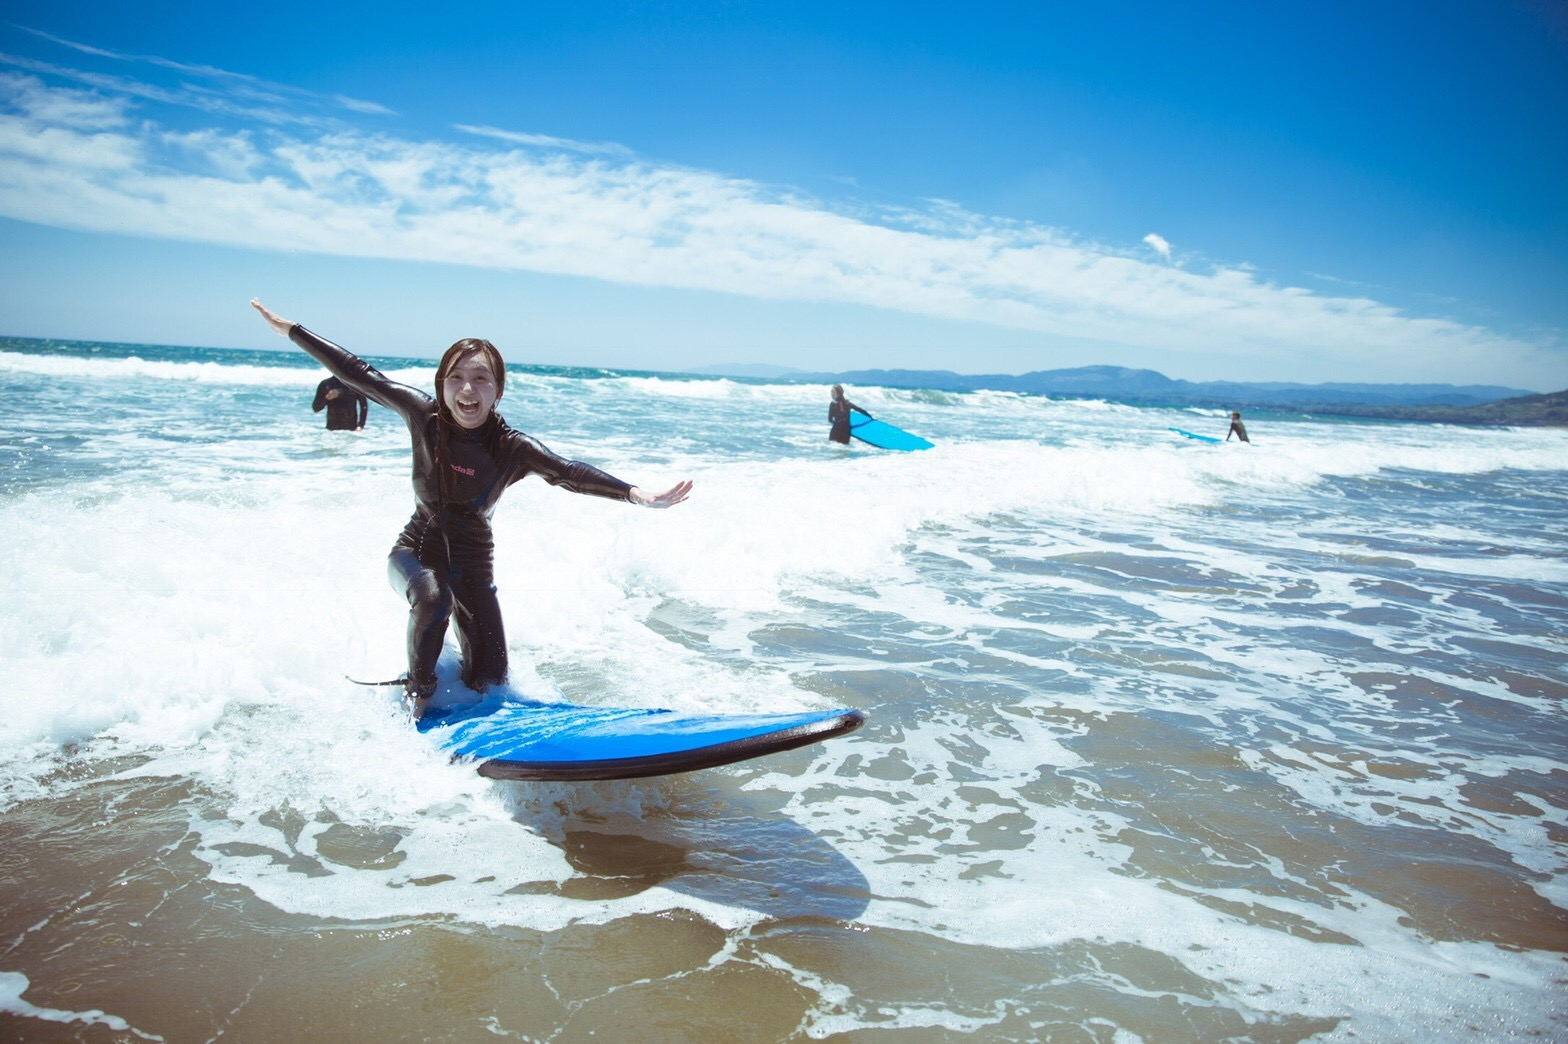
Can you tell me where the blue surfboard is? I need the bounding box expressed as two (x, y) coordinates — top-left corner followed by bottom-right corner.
(850, 416), (933, 451)
(1169, 427), (1222, 444)
(415, 692), (865, 781)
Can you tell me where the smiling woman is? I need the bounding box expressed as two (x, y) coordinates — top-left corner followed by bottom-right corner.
(438, 338), (503, 428)
(249, 298), (692, 716)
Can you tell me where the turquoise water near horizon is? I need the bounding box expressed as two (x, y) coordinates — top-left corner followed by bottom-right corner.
(2, 335), (1565, 1041)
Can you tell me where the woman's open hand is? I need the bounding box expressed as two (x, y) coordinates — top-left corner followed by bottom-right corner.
(250, 298), (294, 337)
(630, 479), (693, 508)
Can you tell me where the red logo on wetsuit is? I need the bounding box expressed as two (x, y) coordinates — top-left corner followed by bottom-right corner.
(450, 462), (476, 476)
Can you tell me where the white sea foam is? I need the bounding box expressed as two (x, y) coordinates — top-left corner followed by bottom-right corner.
(2, 342), (1564, 1037)
(0, 971), (159, 1041)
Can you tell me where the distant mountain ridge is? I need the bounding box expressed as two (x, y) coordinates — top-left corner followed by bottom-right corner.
(781, 364), (1533, 407)
(690, 362), (1564, 424)
(1305, 389), (1568, 426)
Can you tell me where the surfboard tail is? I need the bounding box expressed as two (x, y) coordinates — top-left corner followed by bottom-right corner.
(346, 674), (410, 688)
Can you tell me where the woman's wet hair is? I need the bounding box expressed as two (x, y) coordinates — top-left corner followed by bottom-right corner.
(434, 338), (506, 418)
(831, 384), (844, 398)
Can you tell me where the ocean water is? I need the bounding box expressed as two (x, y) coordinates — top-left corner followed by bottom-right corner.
(1, 335), (1564, 1042)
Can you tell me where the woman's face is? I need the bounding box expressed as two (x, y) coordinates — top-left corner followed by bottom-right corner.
(442, 353), (501, 429)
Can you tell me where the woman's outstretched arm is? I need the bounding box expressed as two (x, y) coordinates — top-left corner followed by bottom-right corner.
(250, 298), (426, 418)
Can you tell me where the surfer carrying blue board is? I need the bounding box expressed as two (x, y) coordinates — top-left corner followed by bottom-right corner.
(828, 384), (872, 445)
(250, 299), (692, 719)
(1226, 411), (1251, 443)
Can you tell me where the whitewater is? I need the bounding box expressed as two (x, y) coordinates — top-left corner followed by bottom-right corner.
(1, 335), (1564, 1042)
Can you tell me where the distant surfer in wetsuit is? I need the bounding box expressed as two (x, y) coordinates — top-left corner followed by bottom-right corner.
(1226, 411), (1251, 443)
(313, 375), (368, 431)
(828, 384), (872, 445)
(251, 298), (692, 719)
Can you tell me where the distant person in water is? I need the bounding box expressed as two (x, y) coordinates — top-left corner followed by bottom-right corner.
(313, 375), (368, 431)
(828, 384), (872, 445)
(251, 298), (692, 720)
(1226, 411), (1251, 443)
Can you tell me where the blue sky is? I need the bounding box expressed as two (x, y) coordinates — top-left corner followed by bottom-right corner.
(1, 2), (1564, 389)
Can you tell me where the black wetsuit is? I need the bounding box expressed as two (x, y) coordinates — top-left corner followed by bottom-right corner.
(313, 376), (369, 430)
(289, 325), (634, 697)
(828, 398), (868, 444)
(1227, 418), (1250, 443)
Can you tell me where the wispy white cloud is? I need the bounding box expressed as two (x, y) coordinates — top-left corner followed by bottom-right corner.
(18, 26), (369, 113)
(0, 69), (125, 128)
(333, 95), (397, 117)
(456, 124), (632, 157)
(3, 29), (391, 128)
(159, 126), (264, 180)
(0, 41), (1555, 386)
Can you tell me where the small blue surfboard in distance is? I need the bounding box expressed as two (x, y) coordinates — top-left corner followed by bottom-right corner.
(850, 416), (933, 451)
(416, 693), (865, 781)
(1169, 427), (1222, 444)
